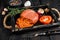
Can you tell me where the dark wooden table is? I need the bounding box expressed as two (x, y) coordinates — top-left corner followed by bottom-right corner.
(0, 0), (60, 40)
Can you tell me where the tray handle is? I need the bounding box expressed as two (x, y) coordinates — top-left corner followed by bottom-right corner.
(51, 8), (60, 20)
(3, 14), (12, 29)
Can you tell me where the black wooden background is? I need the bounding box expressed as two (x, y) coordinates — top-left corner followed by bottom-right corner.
(0, 0), (60, 40)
